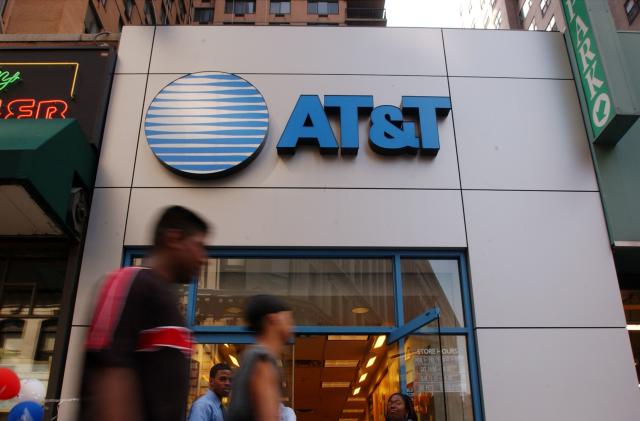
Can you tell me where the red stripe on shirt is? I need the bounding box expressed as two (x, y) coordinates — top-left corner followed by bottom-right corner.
(86, 267), (142, 351)
(137, 326), (193, 356)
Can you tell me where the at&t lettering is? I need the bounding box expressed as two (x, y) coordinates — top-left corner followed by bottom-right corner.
(276, 95), (451, 155)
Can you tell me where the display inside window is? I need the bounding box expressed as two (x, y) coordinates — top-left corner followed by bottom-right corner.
(194, 258), (395, 327)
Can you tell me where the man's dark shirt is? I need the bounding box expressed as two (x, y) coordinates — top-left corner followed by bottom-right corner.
(80, 267), (192, 421)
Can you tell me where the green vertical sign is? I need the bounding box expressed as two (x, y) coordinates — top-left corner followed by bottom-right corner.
(562, 0), (613, 140)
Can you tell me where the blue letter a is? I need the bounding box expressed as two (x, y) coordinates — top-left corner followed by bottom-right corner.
(277, 95), (338, 155)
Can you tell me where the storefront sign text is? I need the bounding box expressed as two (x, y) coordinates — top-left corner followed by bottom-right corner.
(0, 70), (20, 92)
(0, 98), (68, 119)
(277, 95), (451, 155)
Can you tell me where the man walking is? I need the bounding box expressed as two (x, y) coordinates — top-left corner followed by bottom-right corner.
(188, 363), (232, 421)
(80, 205), (208, 421)
(226, 295), (293, 421)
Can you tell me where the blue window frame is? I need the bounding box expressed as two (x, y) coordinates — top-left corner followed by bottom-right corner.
(124, 248), (483, 421)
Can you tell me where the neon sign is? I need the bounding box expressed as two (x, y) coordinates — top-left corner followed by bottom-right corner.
(0, 70), (21, 92)
(0, 99), (68, 119)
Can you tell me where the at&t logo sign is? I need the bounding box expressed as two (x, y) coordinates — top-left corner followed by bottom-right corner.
(145, 71), (451, 178)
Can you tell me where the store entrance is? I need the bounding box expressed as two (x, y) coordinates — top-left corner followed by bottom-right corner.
(190, 335), (401, 421)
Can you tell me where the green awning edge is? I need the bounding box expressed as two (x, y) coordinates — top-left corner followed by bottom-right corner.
(0, 119), (97, 232)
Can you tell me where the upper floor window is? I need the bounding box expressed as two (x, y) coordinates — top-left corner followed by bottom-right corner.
(546, 15), (557, 31)
(626, 0), (639, 24)
(125, 0), (133, 19)
(520, 0), (532, 20)
(540, 0), (550, 15)
(145, 0), (156, 24)
(528, 18), (537, 31)
(494, 9), (502, 28)
(84, 3), (103, 34)
(225, 0), (256, 14)
(308, 0), (339, 15)
(161, 5), (168, 24)
(270, 1), (291, 14)
(194, 7), (213, 24)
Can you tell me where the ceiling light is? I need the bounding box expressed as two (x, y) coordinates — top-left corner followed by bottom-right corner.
(322, 382), (351, 388)
(365, 356), (376, 368)
(373, 335), (386, 349)
(223, 343), (229, 348)
(225, 306), (243, 314)
(328, 335), (368, 341)
(351, 306), (370, 314)
(626, 325), (640, 331)
(352, 387), (361, 396)
(359, 373), (367, 383)
(229, 354), (240, 367)
(325, 360), (359, 368)
(347, 397), (366, 402)
(343, 409), (364, 414)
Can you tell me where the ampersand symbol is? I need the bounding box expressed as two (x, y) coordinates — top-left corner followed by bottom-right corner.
(369, 105), (419, 155)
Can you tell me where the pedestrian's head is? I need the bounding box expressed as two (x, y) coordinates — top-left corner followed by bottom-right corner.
(244, 295), (293, 345)
(152, 206), (208, 283)
(386, 393), (416, 421)
(209, 363), (232, 398)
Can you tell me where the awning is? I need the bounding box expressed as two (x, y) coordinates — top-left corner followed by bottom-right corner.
(0, 119), (96, 237)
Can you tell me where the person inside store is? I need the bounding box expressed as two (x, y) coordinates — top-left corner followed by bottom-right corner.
(80, 205), (209, 421)
(188, 363), (233, 421)
(386, 393), (418, 421)
(226, 294), (294, 421)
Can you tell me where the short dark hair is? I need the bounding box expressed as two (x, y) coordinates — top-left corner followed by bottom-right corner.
(210, 363), (231, 380)
(244, 294), (291, 334)
(153, 206), (208, 248)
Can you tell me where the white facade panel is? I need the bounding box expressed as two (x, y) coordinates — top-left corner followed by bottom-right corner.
(477, 328), (640, 421)
(464, 190), (625, 328)
(95, 74), (148, 188)
(114, 26), (155, 74)
(124, 188), (467, 248)
(57, 326), (87, 421)
(150, 26), (447, 75)
(133, 74), (460, 189)
(72, 188), (129, 326)
(443, 29), (572, 79)
(451, 77), (598, 191)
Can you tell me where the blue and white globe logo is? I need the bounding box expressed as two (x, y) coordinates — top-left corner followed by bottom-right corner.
(144, 72), (268, 178)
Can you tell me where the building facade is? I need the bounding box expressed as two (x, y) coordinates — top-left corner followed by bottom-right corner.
(0, 0), (386, 34)
(460, 0), (640, 31)
(52, 25), (640, 421)
(0, 47), (115, 420)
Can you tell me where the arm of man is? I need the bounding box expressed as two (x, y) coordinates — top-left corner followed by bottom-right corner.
(250, 360), (280, 421)
(92, 367), (143, 421)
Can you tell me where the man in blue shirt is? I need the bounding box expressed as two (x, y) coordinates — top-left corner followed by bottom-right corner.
(188, 363), (232, 421)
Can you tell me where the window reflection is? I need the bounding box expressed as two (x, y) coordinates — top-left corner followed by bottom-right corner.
(195, 258), (395, 327)
(0, 252), (66, 416)
(404, 334), (474, 421)
(402, 259), (464, 327)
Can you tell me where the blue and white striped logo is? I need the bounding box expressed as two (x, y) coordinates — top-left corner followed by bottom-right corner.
(144, 72), (268, 177)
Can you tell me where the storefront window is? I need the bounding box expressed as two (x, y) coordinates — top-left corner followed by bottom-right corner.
(402, 259), (464, 327)
(126, 250), (481, 421)
(0, 247), (68, 417)
(194, 258), (395, 327)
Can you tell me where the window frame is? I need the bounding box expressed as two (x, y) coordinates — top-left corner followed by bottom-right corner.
(307, 0), (339, 16)
(124, 248), (483, 420)
(225, 0), (257, 15)
(270, 0), (291, 15)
